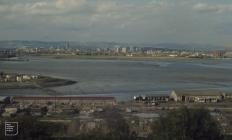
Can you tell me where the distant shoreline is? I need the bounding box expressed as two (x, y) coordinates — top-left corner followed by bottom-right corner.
(33, 54), (228, 61)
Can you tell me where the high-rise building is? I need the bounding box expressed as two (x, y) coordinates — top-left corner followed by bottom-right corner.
(121, 47), (127, 53)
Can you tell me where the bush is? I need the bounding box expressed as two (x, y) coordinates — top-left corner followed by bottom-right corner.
(149, 107), (223, 140)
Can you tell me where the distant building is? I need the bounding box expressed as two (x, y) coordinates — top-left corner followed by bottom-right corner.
(16, 76), (22, 82)
(225, 92), (232, 99)
(2, 107), (18, 117)
(22, 75), (31, 80)
(16, 74), (38, 82)
(170, 89), (225, 103)
(211, 50), (226, 57)
(4, 74), (16, 82)
(224, 51), (232, 58)
(113, 45), (120, 53)
(121, 47), (127, 53)
(0, 49), (16, 58)
(5, 107), (18, 114)
(134, 94), (169, 103)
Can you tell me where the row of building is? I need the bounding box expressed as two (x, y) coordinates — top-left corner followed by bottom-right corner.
(16, 45), (231, 58)
(0, 72), (39, 82)
(134, 89), (232, 104)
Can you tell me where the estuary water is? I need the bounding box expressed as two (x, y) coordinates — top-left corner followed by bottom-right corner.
(0, 57), (232, 101)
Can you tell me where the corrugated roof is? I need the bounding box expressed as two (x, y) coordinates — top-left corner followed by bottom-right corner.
(173, 89), (223, 96)
(142, 94), (169, 97)
(13, 96), (115, 101)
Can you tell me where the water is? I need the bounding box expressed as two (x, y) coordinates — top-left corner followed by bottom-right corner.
(1, 57), (232, 101)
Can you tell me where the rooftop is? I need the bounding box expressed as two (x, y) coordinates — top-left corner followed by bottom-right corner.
(13, 96), (116, 101)
(172, 89), (224, 96)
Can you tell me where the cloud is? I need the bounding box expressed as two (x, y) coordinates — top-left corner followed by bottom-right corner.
(0, 2), (55, 16)
(0, 0), (170, 19)
(95, 1), (117, 13)
(55, 0), (86, 9)
(0, 4), (8, 12)
(193, 3), (232, 13)
(0, 0), (232, 45)
(0, 0), (87, 16)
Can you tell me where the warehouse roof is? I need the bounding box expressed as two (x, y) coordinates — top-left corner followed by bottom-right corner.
(13, 96), (115, 101)
(172, 89), (224, 96)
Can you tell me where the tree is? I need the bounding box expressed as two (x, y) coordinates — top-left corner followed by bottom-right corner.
(40, 106), (48, 116)
(96, 108), (137, 140)
(149, 107), (223, 140)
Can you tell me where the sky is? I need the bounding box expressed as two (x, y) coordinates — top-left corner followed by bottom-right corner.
(0, 0), (232, 46)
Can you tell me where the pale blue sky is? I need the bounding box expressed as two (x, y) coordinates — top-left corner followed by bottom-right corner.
(0, 0), (232, 47)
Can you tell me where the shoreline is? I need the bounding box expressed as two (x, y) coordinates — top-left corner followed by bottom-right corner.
(32, 54), (229, 61)
(0, 75), (77, 90)
(0, 57), (29, 61)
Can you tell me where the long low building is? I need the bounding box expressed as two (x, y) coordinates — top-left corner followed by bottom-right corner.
(170, 89), (225, 103)
(13, 96), (116, 107)
(134, 94), (169, 103)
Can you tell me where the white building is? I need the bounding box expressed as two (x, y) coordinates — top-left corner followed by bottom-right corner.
(170, 89), (225, 103)
(121, 47), (127, 53)
(22, 75), (31, 80)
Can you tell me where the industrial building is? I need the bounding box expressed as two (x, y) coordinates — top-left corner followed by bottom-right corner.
(134, 94), (169, 104)
(170, 89), (225, 103)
